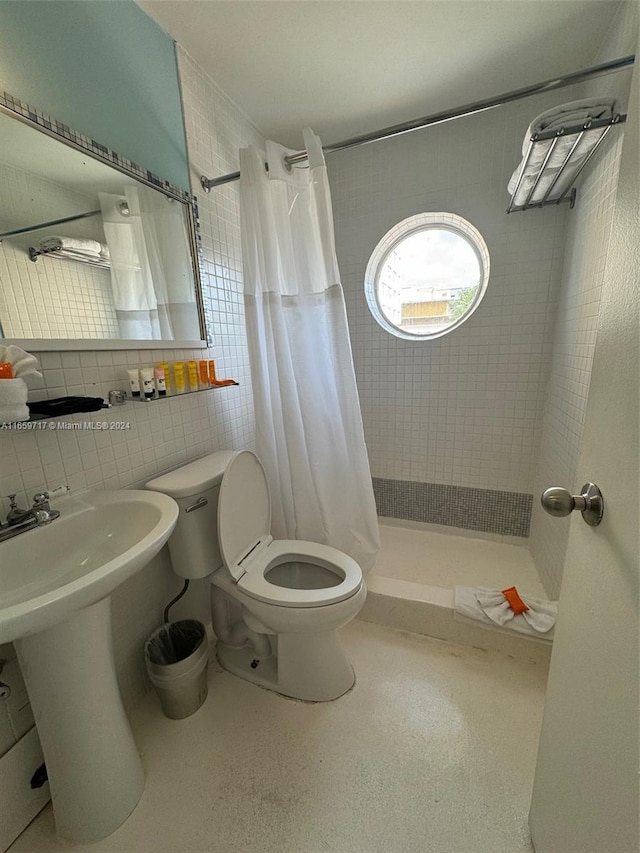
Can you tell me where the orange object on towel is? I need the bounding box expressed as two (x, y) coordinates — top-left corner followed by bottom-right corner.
(501, 586), (529, 615)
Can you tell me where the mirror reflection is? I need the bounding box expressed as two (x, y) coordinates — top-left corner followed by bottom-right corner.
(0, 110), (205, 345)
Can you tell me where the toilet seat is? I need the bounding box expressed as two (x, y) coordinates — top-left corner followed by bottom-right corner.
(218, 451), (363, 608)
(237, 539), (363, 608)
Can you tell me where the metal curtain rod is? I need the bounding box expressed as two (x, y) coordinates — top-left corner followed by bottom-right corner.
(201, 53), (635, 191)
(0, 208), (101, 240)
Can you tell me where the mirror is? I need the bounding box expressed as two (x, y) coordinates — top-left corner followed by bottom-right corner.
(0, 95), (207, 350)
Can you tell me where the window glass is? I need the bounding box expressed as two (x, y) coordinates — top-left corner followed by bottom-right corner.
(365, 214), (490, 340)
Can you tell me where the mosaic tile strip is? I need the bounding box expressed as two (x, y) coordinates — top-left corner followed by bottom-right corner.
(373, 478), (533, 537)
(0, 90), (194, 204)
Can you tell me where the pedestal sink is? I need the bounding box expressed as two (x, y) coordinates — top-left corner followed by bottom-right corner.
(0, 490), (178, 842)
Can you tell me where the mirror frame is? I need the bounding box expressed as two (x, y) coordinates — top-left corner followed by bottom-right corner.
(0, 90), (210, 351)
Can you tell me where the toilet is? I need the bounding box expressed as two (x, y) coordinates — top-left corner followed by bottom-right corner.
(146, 450), (366, 701)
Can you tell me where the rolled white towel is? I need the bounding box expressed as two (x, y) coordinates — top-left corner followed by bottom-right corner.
(38, 235), (103, 257)
(0, 345), (42, 382)
(508, 98), (618, 206)
(0, 378), (29, 423)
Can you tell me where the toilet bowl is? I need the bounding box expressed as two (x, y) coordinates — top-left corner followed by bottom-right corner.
(146, 450), (366, 701)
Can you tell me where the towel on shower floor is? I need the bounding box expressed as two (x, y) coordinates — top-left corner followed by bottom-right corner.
(508, 97), (618, 207)
(454, 586), (558, 639)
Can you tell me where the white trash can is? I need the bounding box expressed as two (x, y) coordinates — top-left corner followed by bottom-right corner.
(145, 620), (209, 719)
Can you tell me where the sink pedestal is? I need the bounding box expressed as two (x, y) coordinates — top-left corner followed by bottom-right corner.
(16, 597), (144, 842)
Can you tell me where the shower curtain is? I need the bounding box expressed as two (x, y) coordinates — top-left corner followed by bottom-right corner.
(239, 128), (379, 572)
(99, 186), (198, 340)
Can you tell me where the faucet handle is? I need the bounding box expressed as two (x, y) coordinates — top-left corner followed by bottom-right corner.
(32, 484), (70, 507)
(5, 494), (27, 525)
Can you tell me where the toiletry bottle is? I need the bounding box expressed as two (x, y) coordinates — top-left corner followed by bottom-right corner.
(187, 360), (199, 391)
(160, 362), (171, 394)
(199, 359), (209, 387)
(208, 360), (217, 385)
(154, 366), (167, 397)
(173, 362), (185, 393)
(127, 367), (141, 398)
(140, 367), (155, 400)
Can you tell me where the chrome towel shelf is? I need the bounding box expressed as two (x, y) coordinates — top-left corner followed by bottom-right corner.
(507, 114), (626, 214)
(27, 244), (111, 268)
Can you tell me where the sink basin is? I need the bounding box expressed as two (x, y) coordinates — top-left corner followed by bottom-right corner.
(0, 489), (178, 643)
(0, 489), (178, 843)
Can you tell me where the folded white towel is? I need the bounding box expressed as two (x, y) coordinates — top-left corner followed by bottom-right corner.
(38, 235), (103, 257)
(0, 345), (42, 383)
(0, 377), (29, 423)
(508, 98), (618, 206)
(454, 586), (558, 639)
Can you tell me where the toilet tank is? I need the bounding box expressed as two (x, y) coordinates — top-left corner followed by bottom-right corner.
(145, 451), (237, 579)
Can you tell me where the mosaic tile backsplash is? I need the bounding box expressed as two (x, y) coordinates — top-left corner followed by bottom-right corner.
(373, 478), (533, 538)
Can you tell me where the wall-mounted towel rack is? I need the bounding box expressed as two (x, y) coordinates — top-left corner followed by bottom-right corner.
(27, 244), (111, 268)
(507, 114), (626, 213)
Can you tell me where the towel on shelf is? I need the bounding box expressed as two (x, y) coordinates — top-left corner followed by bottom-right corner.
(38, 236), (104, 257)
(454, 585), (558, 639)
(0, 345), (42, 383)
(0, 377), (29, 423)
(508, 97), (618, 207)
(34, 236), (111, 269)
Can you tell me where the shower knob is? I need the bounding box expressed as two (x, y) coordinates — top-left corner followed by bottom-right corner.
(541, 482), (604, 526)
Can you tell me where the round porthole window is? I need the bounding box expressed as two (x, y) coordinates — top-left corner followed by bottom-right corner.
(364, 213), (490, 340)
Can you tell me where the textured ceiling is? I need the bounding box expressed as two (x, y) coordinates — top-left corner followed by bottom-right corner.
(139, 0), (623, 149)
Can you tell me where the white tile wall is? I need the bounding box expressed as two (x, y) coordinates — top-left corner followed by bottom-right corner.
(0, 46), (263, 746)
(528, 1), (636, 597)
(0, 162), (118, 339)
(329, 86), (594, 495)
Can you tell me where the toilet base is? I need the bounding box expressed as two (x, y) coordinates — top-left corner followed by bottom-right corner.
(217, 629), (355, 702)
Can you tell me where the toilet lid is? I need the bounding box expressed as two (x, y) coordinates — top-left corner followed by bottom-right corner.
(218, 451), (271, 581)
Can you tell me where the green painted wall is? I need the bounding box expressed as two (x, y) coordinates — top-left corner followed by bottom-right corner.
(0, 0), (189, 191)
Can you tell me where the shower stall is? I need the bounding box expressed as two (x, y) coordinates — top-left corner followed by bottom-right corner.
(200, 47), (634, 657)
(326, 54), (631, 654)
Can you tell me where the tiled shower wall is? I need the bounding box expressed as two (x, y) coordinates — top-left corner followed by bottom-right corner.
(329, 86), (591, 536)
(528, 2), (636, 598)
(0, 47), (262, 756)
(0, 162), (118, 339)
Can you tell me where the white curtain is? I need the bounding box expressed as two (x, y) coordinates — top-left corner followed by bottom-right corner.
(239, 128), (379, 572)
(99, 187), (198, 340)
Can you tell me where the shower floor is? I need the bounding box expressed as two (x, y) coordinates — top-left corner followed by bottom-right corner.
(360, 520), (552, 664)
(372, 520), (547, 597)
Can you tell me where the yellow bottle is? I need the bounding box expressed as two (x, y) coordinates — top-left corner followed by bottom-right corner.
(173, 362), (185, 393)
(187, 360), (199, 391)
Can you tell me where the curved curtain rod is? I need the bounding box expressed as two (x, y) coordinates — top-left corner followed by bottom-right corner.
(201, 53), (635, 192)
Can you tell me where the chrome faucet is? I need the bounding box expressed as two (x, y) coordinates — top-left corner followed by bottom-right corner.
(0, 492), (61, 542)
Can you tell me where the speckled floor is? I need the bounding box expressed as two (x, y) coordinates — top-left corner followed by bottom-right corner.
(10, 620), (548, 853)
